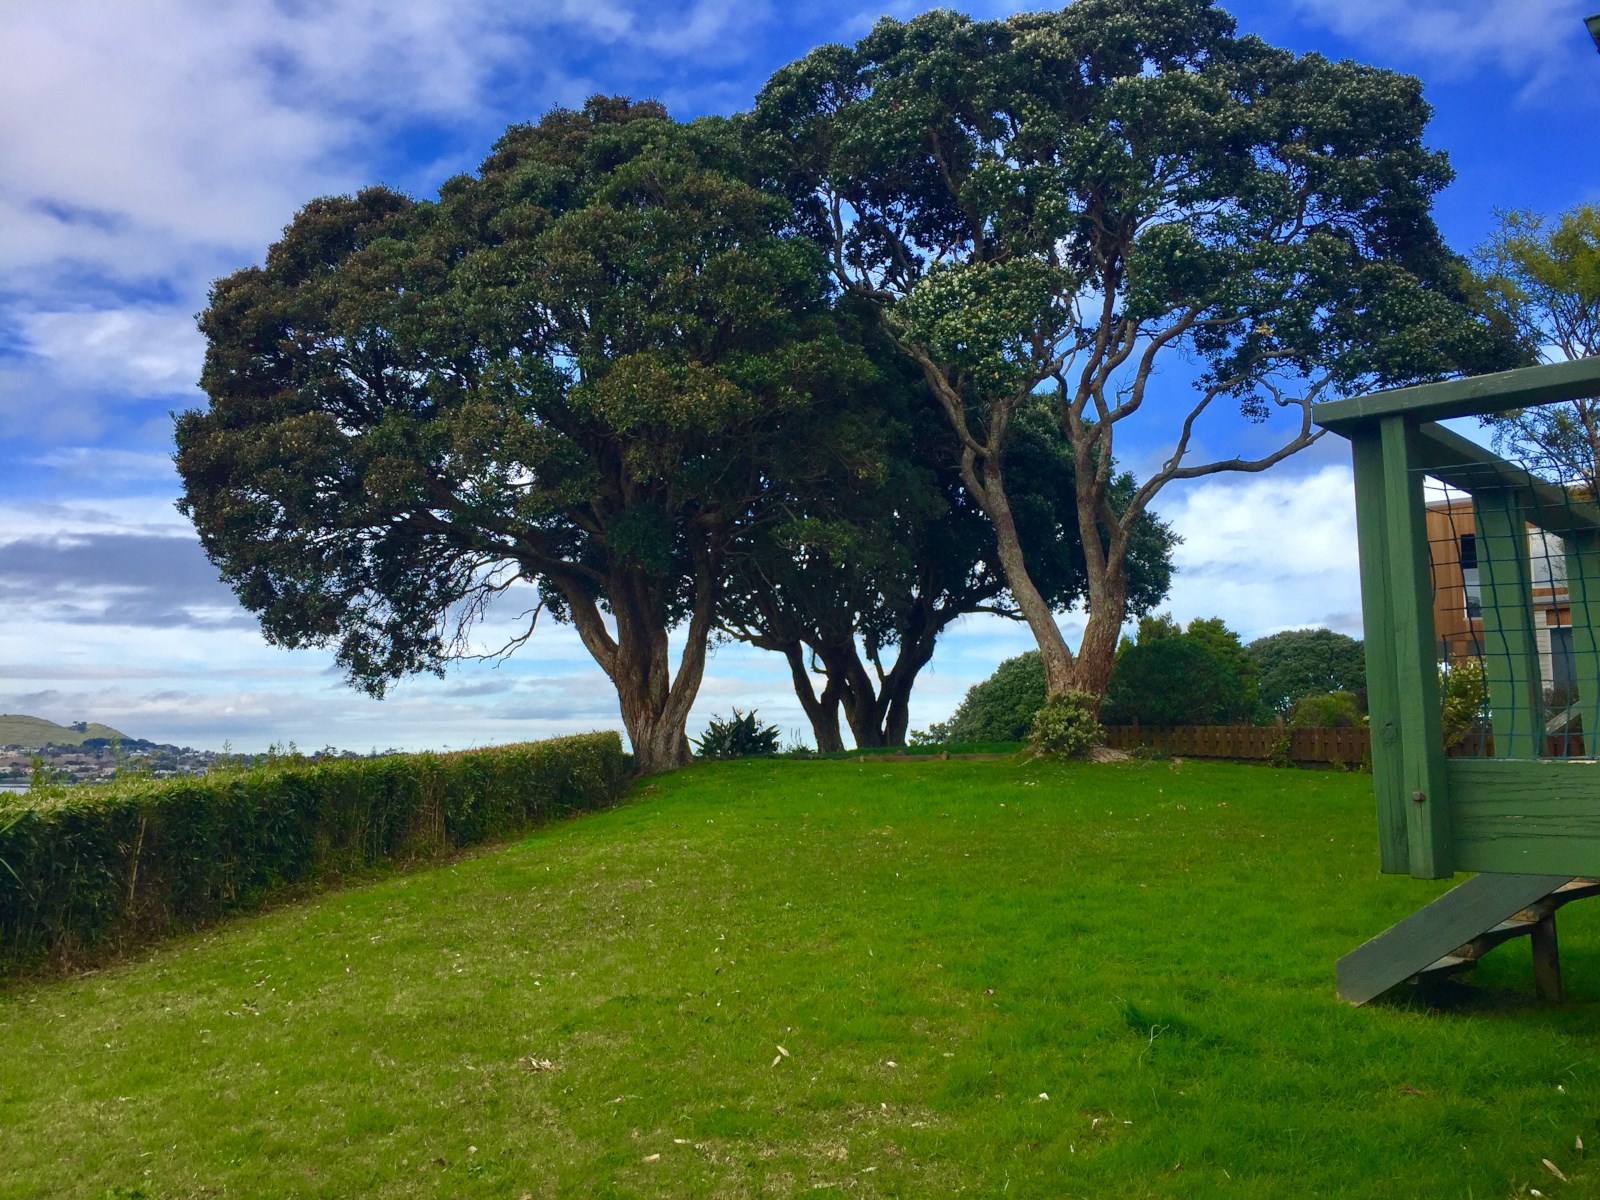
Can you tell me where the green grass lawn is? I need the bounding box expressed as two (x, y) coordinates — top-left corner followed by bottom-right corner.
(5, 756), (1600, 1198)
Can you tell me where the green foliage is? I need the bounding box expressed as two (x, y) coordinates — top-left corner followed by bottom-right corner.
(1248, 628), (1367, 717)
(1288, 691), (1363, 729)
(0, 732), (627, 976)
(1475, 205), (1600, 489)
(175, 98), (866, 773)
(693, 709), (781, 760)
(1440, 658), (1489, 750)
(1182, 617), (1259, 719)
(941, 651), (1048, 743)
(1105, 616), (1256, 725)
(1028, 692), (1104, 759)
(754, 0), (1522, 705)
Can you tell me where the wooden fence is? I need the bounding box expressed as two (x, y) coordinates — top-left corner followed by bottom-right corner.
(1102, 723), (1369, 766)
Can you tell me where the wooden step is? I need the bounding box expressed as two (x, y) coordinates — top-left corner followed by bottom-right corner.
(1337, 873), (1573, 1005)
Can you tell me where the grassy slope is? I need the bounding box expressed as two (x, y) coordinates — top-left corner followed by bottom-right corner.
(0, 714), (126, 747)
(3, 757), (1600, 1198)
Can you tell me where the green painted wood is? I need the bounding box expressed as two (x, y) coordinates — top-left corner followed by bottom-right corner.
(1381, 416), (1452, 878)
(1315, 357), (1600, 433)
(1335, 870), (1572, 1004)
(1474, 488), (1546, 758)
(1565, 531), (1600, 755)
(1350, 427), (1410, 873)
(1449, 759), (1600, 875)
(1412, 422), (1600, 535)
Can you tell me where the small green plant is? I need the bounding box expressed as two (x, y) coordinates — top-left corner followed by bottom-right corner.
(694, 709), (781, 760)
(1267, 726), (1296, 769)
(1440, 657), (1489, 749)
(1028, 691), (1105, 759)
(1288, 690), (1362, 729)
(25, 755), (68, 797)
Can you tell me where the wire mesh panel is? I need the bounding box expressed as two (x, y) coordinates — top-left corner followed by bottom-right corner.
(1316, 359), (1600, 878)
(1420, 445), (1600, 761)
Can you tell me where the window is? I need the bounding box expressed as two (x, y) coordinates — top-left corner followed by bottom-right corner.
(1459, 533), (1481, 619)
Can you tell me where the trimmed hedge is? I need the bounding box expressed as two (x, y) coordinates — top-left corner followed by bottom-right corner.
(0, 731), (628, 976)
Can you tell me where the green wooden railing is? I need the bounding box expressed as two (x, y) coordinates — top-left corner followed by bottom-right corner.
(1316, 358), (1600, 880)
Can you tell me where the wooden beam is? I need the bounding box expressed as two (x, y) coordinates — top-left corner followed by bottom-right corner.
(1350, 427), (1410, 873)
(1382, 416), (1453, 878)
(1410, 422), (1600, 536)
(1475, 489), (1547, 758)
(1566, 531), (1600, 757)
(1449, 759), (1600, 875)
(1530, 915), (1562, 1002)
(1315, 358), (1600, 434)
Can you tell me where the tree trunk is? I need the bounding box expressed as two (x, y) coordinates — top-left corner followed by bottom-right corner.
(974, 476), (1076, 695)
(554, 558), (716, 777)
(618, 692), (693, 775)
(781, 642), (845, 753)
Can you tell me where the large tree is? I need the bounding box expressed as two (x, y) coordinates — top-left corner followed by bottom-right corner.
(1247, 627), (1366, 716)
(720, 388), (1174, 750)
(176, 98), (864, 774)
(1475, 205), (1600, 490)
(752, 0), (1521, 704)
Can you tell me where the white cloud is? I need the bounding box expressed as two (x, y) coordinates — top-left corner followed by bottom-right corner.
(1156, 463), (1363, 639)
(18, 307), (204, 397)
(1288, 0), (1597, 95)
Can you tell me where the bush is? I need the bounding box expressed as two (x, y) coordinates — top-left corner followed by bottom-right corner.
(1103, 636), (1240, 725)
(942, 651), (1048, 742)
(1441, 657), (1488, 749)
(694, 709), (780, 759)
(1288, 691), (1363, 729)
(0, 731), (628, 976)
(1029, 692), (1105, 759)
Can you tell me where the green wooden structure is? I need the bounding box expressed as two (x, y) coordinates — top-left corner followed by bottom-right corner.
(1315, 357), (1600, 1003)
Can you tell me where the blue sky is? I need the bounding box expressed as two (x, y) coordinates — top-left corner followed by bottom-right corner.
(1, 0), (1598, 751)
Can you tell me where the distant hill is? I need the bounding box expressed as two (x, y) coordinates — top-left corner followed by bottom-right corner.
(0, 715), (130, 748)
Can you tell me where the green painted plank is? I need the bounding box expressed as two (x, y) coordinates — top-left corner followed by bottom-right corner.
(1412, 422), (1600, 535)
(1474, 488), (1546, 758)
(1449, 759), (1600, 875)
(1315, 357), (1600, 433)
(1381, 416), (1452, 878)
(1335, 870), (1571, 1005)
(1566, 531), (1600, 756)
(1350, 427), (1410, 873)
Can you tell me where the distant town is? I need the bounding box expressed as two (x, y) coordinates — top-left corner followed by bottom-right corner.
(0, 714), (384, 789)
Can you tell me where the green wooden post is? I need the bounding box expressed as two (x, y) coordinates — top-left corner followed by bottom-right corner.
(1564, 530), (1600, 756)
(1350, 426), (1410, 873)
(1474, 487), (1545, 758)
(1380, 416), (1452, 878)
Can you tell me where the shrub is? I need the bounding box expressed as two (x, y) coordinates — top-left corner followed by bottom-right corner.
(1440, 657), (1488, 749)
(942, 651), (1047, 742)
(1288, 691), (1363, 729)
(1029, 692), (1105, 759)
(0, 731), (628, 976)
(1103, 636), (1239, 725)
(694, 709), (780, 759)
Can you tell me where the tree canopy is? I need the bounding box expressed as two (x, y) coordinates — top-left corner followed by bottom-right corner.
(176, 98), (866, 773)
(752, 0), (1523, 705)
(1475, 204), (1600, 490)
(1246, 627), (1366, 717)
(1103, 614), (1254, 725)
(720, 380), (1175, 750)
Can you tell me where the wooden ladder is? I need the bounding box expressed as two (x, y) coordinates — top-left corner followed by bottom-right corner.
(1337, 876), (1600, 1005)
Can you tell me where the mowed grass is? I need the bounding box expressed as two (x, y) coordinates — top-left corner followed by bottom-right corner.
(5, 757), (1600, 1198)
